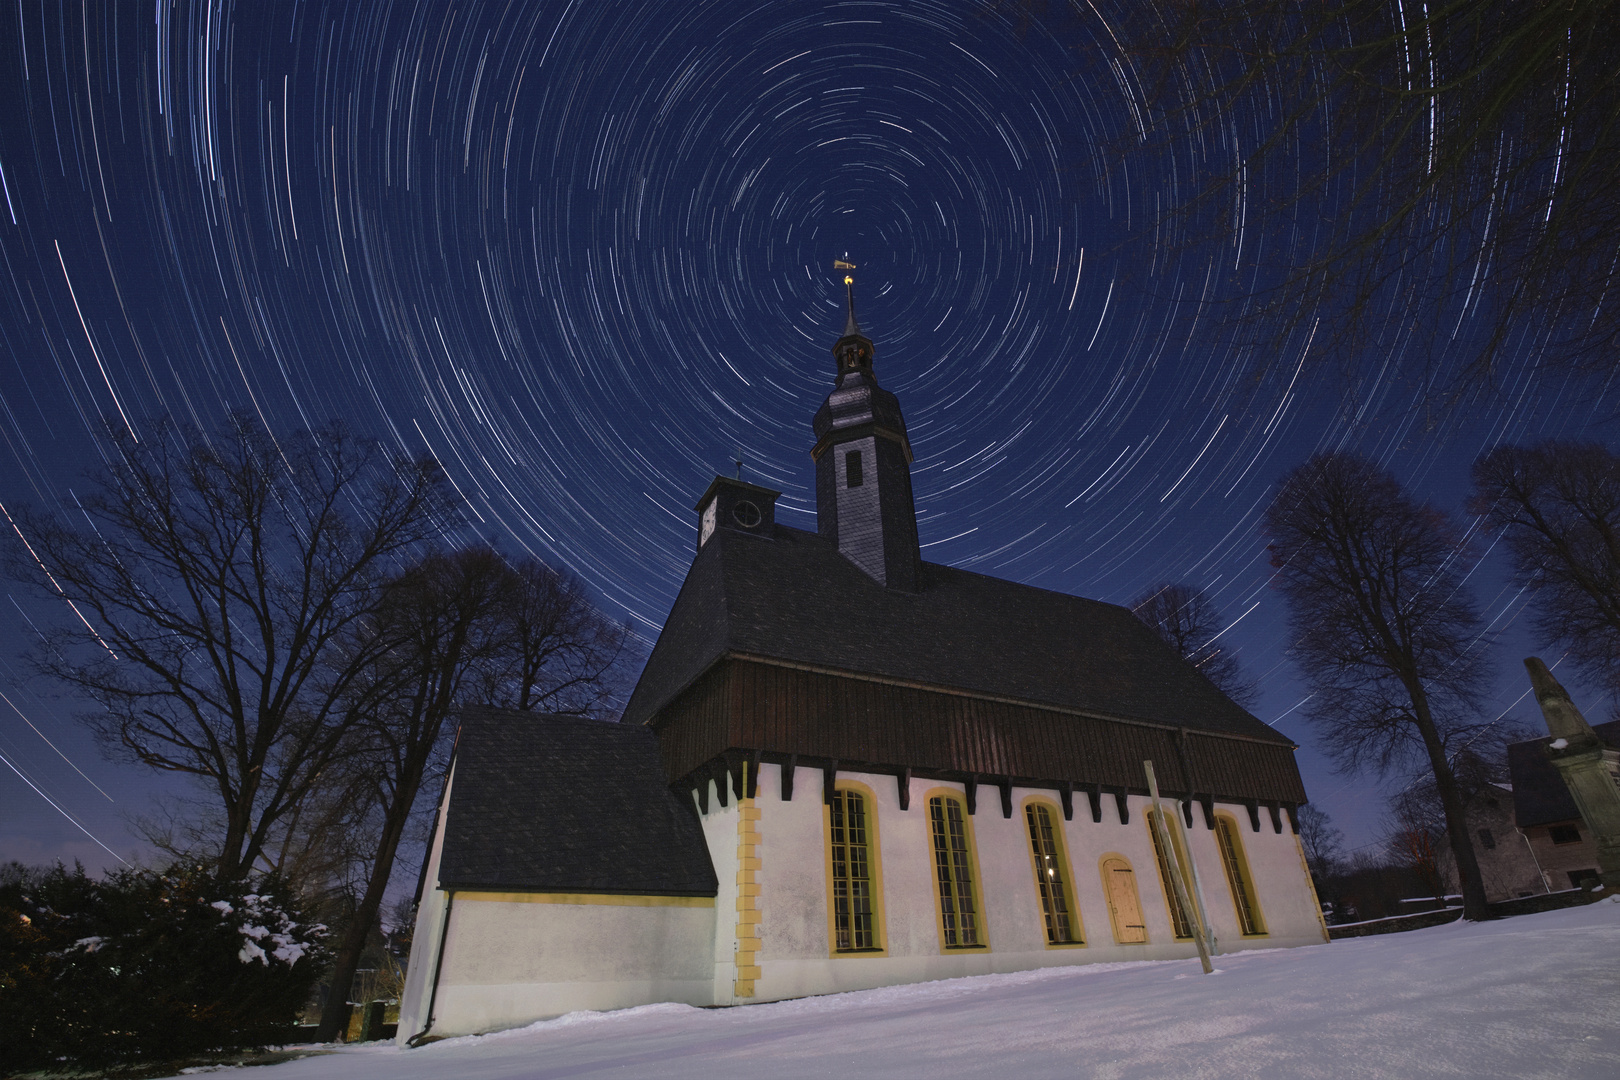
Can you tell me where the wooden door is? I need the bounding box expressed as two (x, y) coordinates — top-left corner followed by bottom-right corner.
(1102, 857), (1147, 943)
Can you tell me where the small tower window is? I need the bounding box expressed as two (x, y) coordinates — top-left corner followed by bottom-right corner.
(846, 450), (864, 488)
(732, 501), (761, 528)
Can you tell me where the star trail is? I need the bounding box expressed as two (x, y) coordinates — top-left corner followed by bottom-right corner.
(0, 2), (1613, 870)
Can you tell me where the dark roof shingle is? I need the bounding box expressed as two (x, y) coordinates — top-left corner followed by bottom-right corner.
(437, 707), (717, 895)
(623, 524), (1286, 745)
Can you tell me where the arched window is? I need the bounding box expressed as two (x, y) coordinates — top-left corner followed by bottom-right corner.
(1215, 814), (1266, 936)
(928, 793), (985, 949)
(1099, 855), (1147, 943)
(1146, 809), (1195, 940)
(827, 786), (882, 952)
(1024, 801), (1082, 945)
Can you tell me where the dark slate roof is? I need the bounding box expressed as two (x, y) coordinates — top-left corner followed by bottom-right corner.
(1509, 719), (1620, 828)
(436, 707), (717, 896)
(623, 523), (1287, 745)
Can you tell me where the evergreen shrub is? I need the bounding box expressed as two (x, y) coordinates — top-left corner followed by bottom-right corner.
(0, 861), (328, 1069)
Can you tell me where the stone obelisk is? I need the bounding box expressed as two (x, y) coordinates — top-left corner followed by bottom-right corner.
(1524, 657), (1620, 889)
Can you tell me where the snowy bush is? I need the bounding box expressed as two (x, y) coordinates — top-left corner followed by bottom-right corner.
(0, 861), (329, 1069)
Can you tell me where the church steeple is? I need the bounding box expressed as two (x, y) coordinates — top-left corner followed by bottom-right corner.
(832, 272), (874, 373)
(812, 263), (922, 591)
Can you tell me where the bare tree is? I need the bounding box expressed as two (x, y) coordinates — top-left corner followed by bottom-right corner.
(495, 558), (631, 714)
(1264, 452), (1494, 920)
(1029, 1), (1619, 386)
(3, 415), (451, 882)
(1471, 441), (1620, 705)
(1131, 582), (1257, 706)
(315, 549), (628, 1041)
(1296, 804), (1345, 885)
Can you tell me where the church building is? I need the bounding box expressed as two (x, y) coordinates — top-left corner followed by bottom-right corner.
(396, 275), (1327, 1044)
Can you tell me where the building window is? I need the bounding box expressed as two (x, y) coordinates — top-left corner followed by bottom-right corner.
(1215, 815), (1266, 936)
(1025, 802), (1082, 944)
(828, 788), (880, 951)
(1100, 855), (1147, 943)
(845, 450), (863, 488)
(928, 794), (984, 948)
(1146, 810), (1194, 940)
(1568, 868), (1600, 889)
(1549, 824), (1582, 845)
(1477, 828), (1496, 850)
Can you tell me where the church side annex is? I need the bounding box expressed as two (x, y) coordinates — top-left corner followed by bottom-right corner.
(398, 270), (1327, 1043)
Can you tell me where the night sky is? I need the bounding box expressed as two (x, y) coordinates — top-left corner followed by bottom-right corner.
(1, 2), (1613, 878)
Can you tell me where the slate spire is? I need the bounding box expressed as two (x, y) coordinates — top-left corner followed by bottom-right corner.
(812, 264), (921, 591)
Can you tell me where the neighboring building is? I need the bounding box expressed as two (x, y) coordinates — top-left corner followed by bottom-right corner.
(1434, 782), (1544, 902)
(398, 280), (1328, 1043)
(1508, 720), (1620, 893)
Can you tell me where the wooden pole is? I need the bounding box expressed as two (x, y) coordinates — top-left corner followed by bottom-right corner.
(1146, 761), (1213, 974)
(1169, 799), (1219, 957)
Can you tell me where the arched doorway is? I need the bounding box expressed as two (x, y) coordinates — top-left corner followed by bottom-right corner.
(1100, 855), (1147, 943)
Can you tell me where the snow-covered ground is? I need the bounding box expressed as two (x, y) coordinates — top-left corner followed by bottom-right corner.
(193, 899), (1620, 1079)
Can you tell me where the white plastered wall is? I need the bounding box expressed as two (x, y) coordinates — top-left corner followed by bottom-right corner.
(401, 760), (1328, 1040)
(729, 764), (1326, 1004)
(422, 895), (716, 1035)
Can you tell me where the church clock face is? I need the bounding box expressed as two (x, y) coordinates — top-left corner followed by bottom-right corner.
(700, 499), (717, 545)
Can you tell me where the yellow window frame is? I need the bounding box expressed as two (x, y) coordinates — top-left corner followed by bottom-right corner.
(925, 788), (990, 952)
(1021, 797), (1085, 947)
(822, 780), (888, 957)
(1214, 813), (1268, 936)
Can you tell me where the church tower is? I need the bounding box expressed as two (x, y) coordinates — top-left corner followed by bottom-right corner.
(811, 267), (922, 591)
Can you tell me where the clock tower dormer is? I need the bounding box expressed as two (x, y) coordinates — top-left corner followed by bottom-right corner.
(811, 266), (922, 591)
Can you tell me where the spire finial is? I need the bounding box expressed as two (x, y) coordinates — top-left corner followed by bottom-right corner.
(831, 258), (872, 372)
(834, 257), (860, 335)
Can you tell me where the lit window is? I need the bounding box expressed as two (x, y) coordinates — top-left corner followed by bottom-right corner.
(928, 794), (984, 948)
(1025, 803), (1081, 944)
(828, 788), (880, 951)
(1215, 815), (1266, 936)
(1147, 810), (1194, 940)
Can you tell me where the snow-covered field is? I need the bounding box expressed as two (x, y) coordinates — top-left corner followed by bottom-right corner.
(193, 899), (1620, 1079)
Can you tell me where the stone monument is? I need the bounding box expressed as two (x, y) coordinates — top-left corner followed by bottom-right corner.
(1524, 657), (1620, 889)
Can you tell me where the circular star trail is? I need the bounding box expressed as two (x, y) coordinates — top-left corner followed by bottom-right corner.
(0, 1), (1613, 867)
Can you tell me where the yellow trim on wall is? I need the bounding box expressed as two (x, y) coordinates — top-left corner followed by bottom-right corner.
(1144, 810), (1196, 941)
(1293, 826), (1332, 942)
(1214, 812), (1268, 937)
(734, 761), (762, 997)
(457, 891), (715, 908)
(923, 787), (991, 954)
(1098, 852), (1148, 944)
(822, 779), (889, 958)
(1020, 796), (1086, 948)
